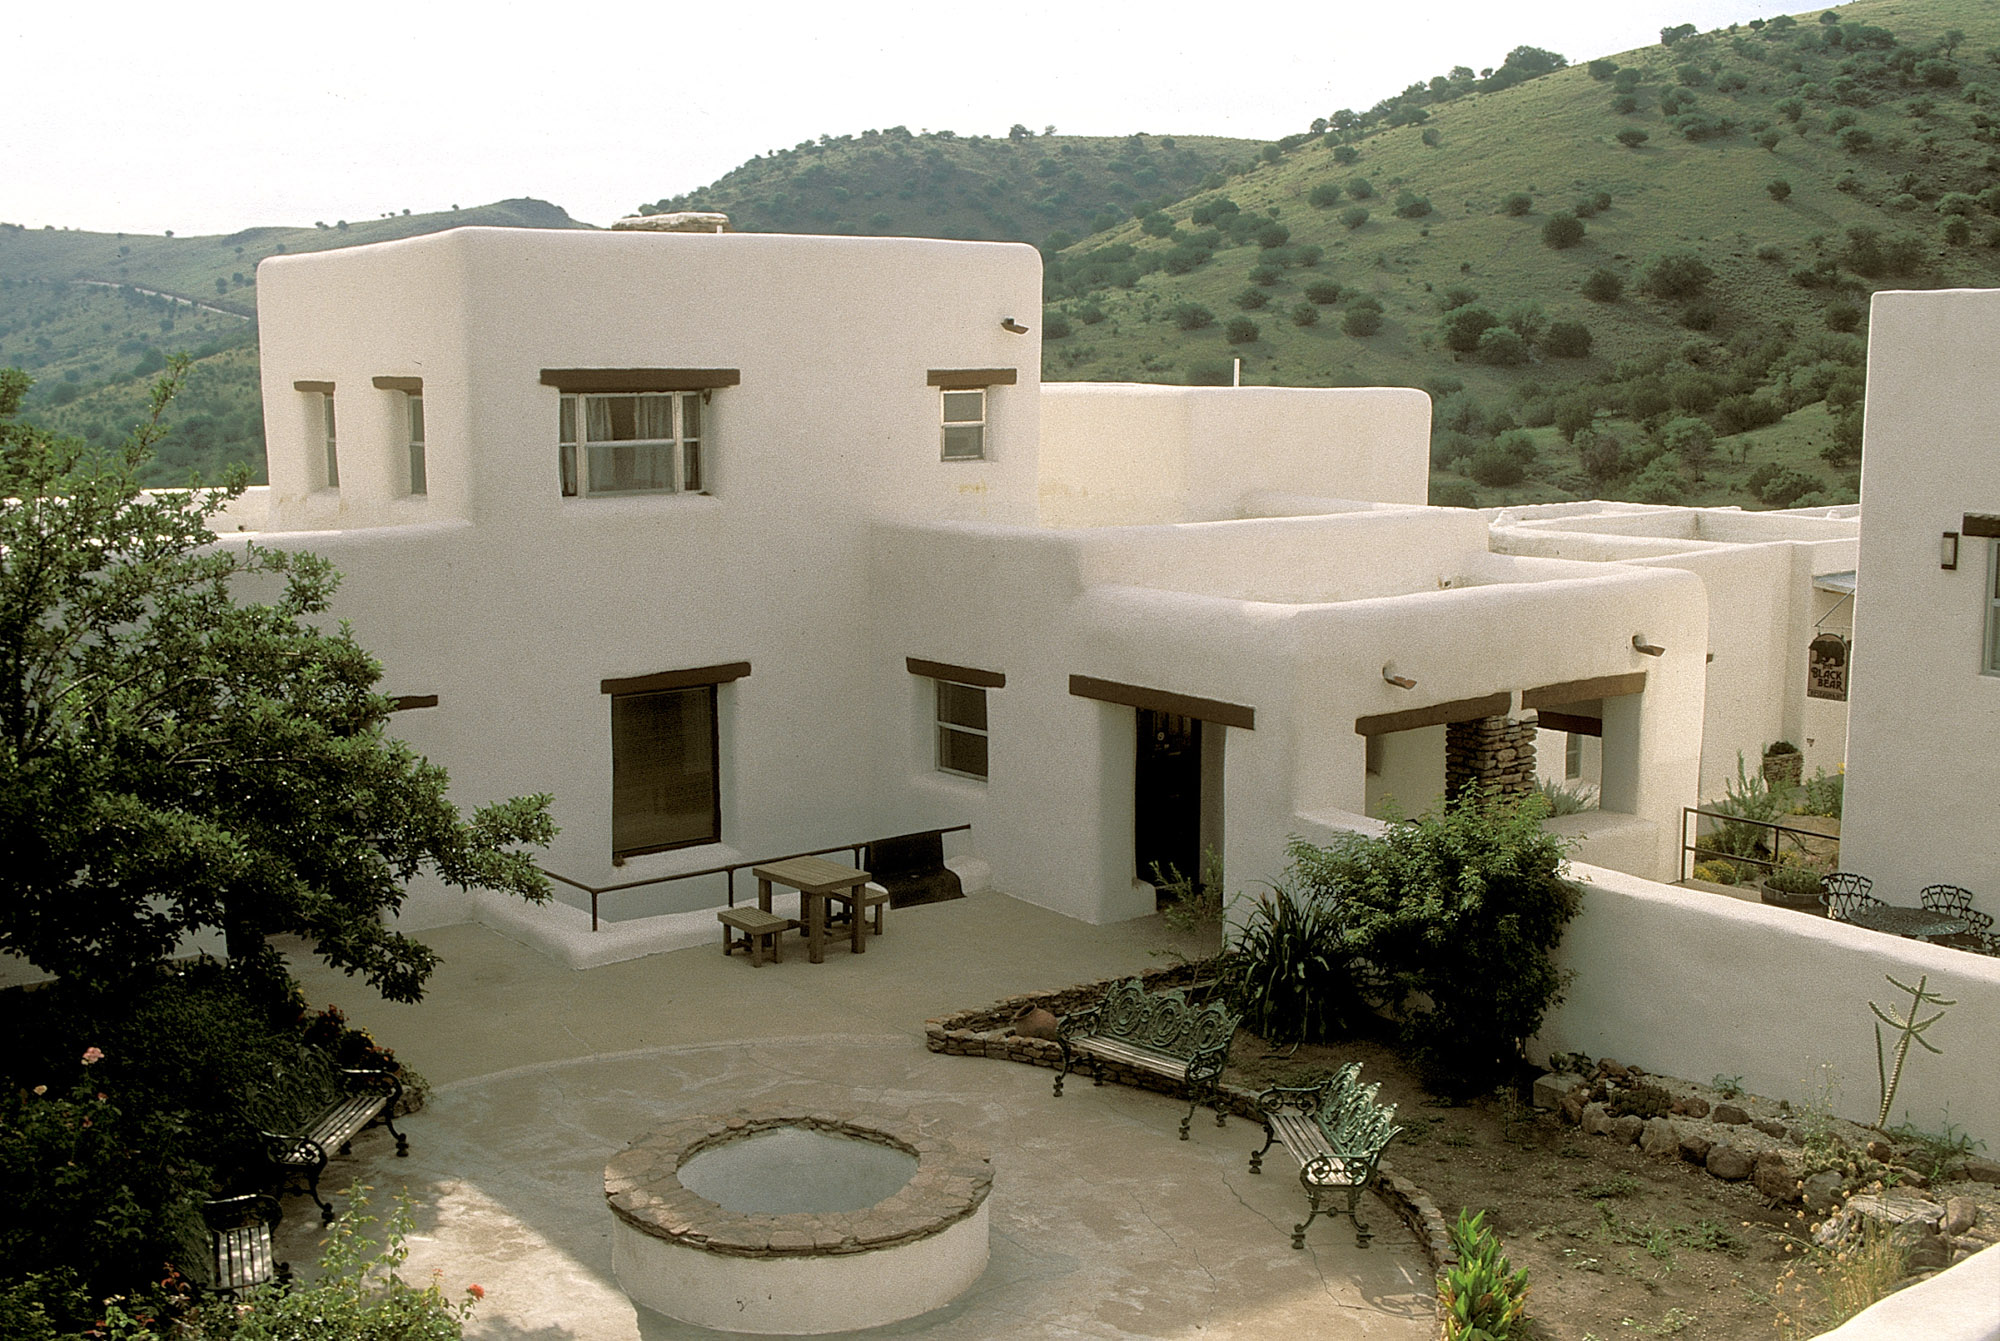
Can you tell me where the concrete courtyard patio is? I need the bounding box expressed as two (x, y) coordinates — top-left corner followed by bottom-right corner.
(272, 889), (1437, 1339)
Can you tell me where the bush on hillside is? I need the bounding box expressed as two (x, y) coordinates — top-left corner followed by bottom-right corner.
(1393, 191), (1432, 219)
(1500, 192), (1534, 217)
(1291, 302), (1319, 327)
(1630, 455), (1688, 505)
(1223, 317), (1260, 344)
(1308, 183), (1342, 208)
(1441, 306), (1499, 353)
(1615, 127), (1649, 147)
(1542, 212), (1585, 249)
(1544, 320), (1592, 358)
(1304, 281), (1342, 305)
(1233, 287), (1268, 311)
(1171, 302), (1215, 331)
(1581, 268), (1624, 302)
(1641, 251), (1715, 299)
(1477, 327), (1528, 366)
(1768, 178), (1793, 201)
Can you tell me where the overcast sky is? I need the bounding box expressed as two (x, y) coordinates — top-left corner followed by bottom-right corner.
(9, 0), (1790, 238)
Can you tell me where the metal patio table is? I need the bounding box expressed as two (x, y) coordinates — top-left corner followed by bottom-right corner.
(1842, 904), (1970, 942)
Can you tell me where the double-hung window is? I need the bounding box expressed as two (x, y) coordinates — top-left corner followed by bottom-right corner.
(543, 369), (738, 499)
(907, 658), (1002, 781)
(1986, 540), (2000, 675)
(927, 369), (1016, 462)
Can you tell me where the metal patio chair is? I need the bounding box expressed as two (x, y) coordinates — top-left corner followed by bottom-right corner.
(1920, 884), (1994, 932)
(1819, 872), (1880, 922)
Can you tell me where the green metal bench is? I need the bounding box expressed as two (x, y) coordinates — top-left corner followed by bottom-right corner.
(249, 1045), (408, 1222)
(172, 1194), (288, 1295)
(1248, 1061), (1402, 1249)
(1053, 978), (1240, 1140)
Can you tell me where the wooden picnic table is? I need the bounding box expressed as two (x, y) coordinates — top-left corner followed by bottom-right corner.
(753, 856), (872, 963)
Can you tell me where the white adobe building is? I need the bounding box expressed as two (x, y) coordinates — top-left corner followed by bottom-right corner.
(232, 225), (1857, 959)
(1840, 288), (2000, 910)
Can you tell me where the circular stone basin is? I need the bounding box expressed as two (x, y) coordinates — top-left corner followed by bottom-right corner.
(606, 1109), (991, 1335)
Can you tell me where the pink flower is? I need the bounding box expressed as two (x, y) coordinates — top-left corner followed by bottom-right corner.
(81, 1047), (104, 1066)
(466, 1284), (485, 1300)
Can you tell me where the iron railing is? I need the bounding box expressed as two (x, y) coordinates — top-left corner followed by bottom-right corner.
(1678, 807), (1835, 883)
(543, 824), (971, 931)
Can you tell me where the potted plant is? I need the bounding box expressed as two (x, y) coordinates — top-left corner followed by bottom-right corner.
(1760, 861), (1825, 911)
(1761, 739), (1804, 791)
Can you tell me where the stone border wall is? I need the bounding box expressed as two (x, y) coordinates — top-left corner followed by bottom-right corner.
(924, 967), (1455, 1327)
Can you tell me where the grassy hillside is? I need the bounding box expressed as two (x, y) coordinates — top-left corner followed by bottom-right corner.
(0, 199), (584, 484)
(640, 129), (1262, 247)
(1036, 0), (2000, 509)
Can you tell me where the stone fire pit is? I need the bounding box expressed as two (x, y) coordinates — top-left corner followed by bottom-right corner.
(604, 1108), (992, 1335)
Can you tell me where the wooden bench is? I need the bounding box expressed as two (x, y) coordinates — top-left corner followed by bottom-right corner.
(719, 906), (800, 966)
(250, 1045), (408, 1222)
(1248, 1062), (1403, 1249)
(173, 1194), (288, 1295)
(825, 881), (890, 939)
(1052, 977), (1240, 1140)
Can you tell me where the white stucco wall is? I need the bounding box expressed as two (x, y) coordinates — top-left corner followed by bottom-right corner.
(1540, 862), (2000, 1152)
(1036, 383), (1429, 526)
(1843, 288), (2000, 922)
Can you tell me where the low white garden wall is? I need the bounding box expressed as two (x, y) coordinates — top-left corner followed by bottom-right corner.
(1814, 1242), (2000, 1341)
(1539, 862), (2000, 1152)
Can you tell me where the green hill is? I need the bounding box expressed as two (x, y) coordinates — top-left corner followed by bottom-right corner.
(640, 129), (1262, 247)
(1032, 0), (2000, 510)
(0, 199), (584, 484)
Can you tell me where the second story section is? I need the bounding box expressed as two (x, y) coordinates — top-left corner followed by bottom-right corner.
(255, 227), (1046, 533)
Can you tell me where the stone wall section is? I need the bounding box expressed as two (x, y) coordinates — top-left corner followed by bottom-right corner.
(1445, 715), (1537, 801)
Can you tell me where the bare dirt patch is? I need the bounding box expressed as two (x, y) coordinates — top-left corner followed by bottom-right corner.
(1224, 1031), (1999, 1341)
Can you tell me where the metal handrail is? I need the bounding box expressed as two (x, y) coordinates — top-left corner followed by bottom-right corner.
(1679, 807), (1835, 883)
(543, 824), (972, 930)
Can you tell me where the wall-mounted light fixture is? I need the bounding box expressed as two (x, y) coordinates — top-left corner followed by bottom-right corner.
(1000, 318), (1029, 334)
(1382, 665), (1417, 690)
(1942, 530), (1960, 571)
(1632, 635), (1667, 657)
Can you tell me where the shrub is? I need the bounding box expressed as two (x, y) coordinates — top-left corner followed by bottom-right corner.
(1308, 182), (1343, 208)
(1581, 268), (1624, 302)
(1477, 327), (1529, 366)
(1348, 177), (1376, 200)
(1233, 287), (1268, 311)
(1161, 242), (1214, 274)
(1290, 302), (1319, 327)
(1139, 211), (1174, 238)
(1442, 305), (1499, 352)
(1439, 284), (1479, 311)
(1836, 125), (1874, 153)
(1171, 302), (1215, 331)
(1331, 144), (1360, 165)
(1430, 481), (1478, 508)
(1681, 299), (1718, 330)
(1630, 456), (1687, 505)
(1769, 178), (1793, 201)
(1339, 206), (1370, 230)
(1255, 222), (1291, 249)
(1641, 250), (1715, 298)
(1186, 360), (1233, 385)
(1043, 313), (1072, 339)
(1575, 427), (1622, 481)
(1440, 1210), (1532, 1341)
(1343, 305), (1382, 336)
(1248, 263), (1283, 287)
(1500, 192), (1534, 216)
(1216, 881), (1357, 1045)
(1286, 791), (1580, 1090)
(1392, 191), (1432, 219)
(1304, 281), (1342, 305)
(1223, 317), (1260, 344)
(1825, 301), (1863, 332)
(1542, 212), (1585, 249)
(1074, 302), (1105, 326)
(1615, 127), (1650, 148)
(1544, 320), (1592, 357)
(1466, 441), (1525, 485)
(1588, 58), (1619, 80)
(1611, 94), (1640, 115)
(1715, 393), (1782, 433)
(1946, 216), (1973, 246)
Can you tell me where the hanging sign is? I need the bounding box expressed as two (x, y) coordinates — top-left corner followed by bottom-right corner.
(1808, 633), (1849, 701)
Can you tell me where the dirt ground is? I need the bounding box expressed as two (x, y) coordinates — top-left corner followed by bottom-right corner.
(1223, 1030), (1998, 1341)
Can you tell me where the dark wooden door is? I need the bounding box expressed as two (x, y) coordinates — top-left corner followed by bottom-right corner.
(1135, 710), (1201, 899)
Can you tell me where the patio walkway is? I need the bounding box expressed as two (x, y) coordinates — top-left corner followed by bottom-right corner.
(273, 890), (1436, 1339)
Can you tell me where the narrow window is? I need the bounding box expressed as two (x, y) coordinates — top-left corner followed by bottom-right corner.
(610, 685), (720, 857)
(1565, 732), (1583, 780)
(559, 395), (579, 497)
(941, 388), (986, 461)
(320, 392), (339, 487)
(406, 391), (427, 495)
(1986, 541), (2000, 675)
(935, 679), (989, 778)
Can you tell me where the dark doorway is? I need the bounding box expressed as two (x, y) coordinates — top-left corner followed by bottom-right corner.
(1135, 710), (1202, 903)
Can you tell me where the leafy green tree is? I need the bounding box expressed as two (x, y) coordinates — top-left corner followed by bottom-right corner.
(1630, 455), (1688, 505)
(1442, 305), (1499, 352)
(1542, 212), (1585, 249)
(0, 366), (555, 1001)
(1663, 415), (1716, 480)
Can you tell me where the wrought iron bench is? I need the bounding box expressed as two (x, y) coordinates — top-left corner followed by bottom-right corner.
(173, 1194), (288, 1295)
(249, 1045), (408, 1222)
(1248, 1061), (1403, 1249)
(1052, 977), (1239, 1140)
